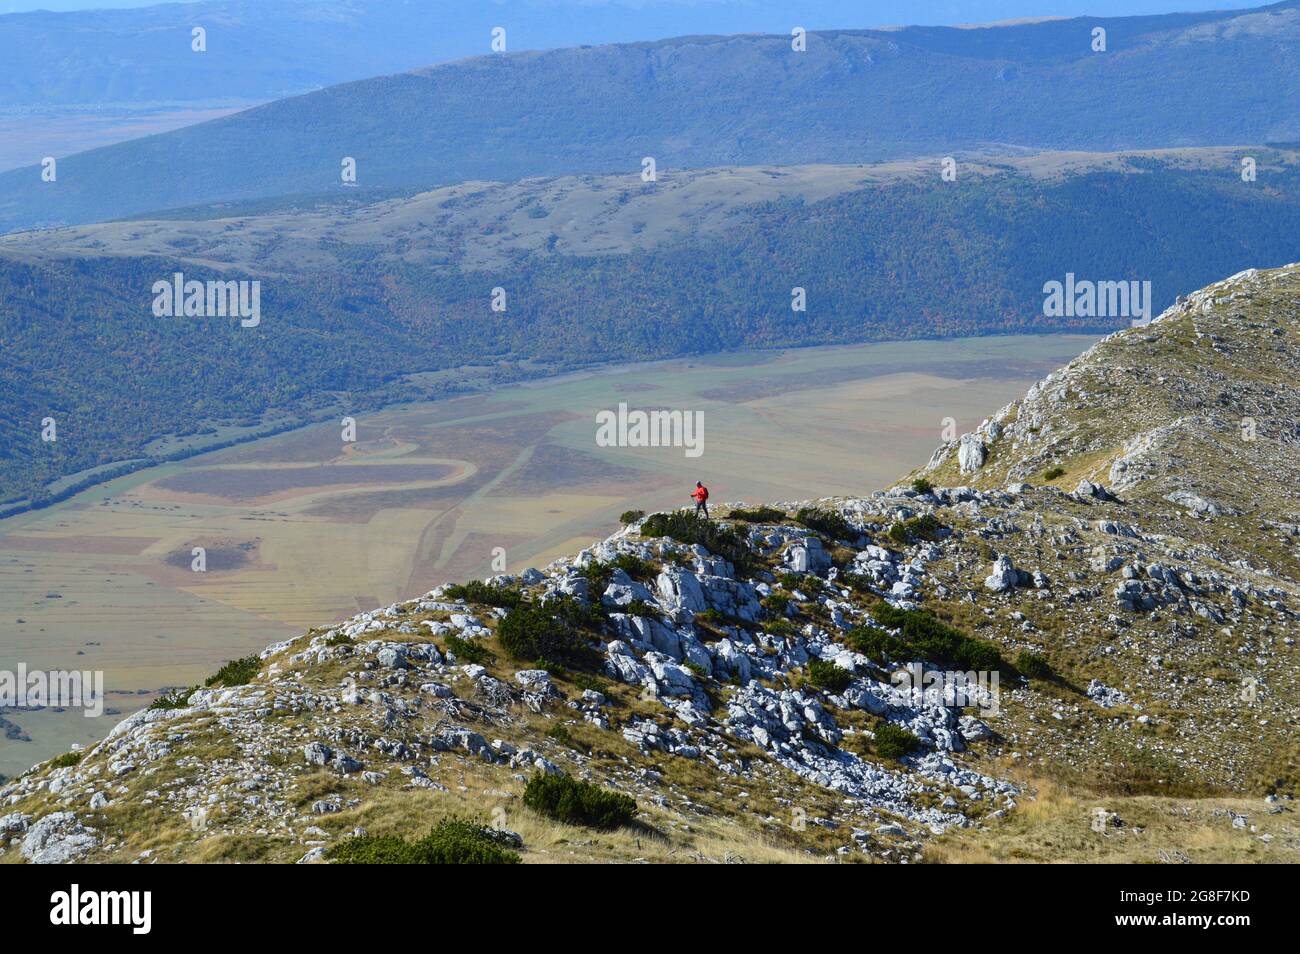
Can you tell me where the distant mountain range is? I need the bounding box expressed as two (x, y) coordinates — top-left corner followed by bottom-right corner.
(8, 0), (911, 170)
(0, 0), (819, 107)
(0, 1), (1269, 109)
(2, 0), (1299, 232)
(3, 149), (1300, 505)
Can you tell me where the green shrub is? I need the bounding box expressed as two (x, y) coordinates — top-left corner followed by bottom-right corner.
(874, 722), (921, 761)
(585, 552), (659, 595)
(960, 640), (1004, 671)
(887, 513), (943, 545)
(47, 750), (83, 770)
(443, 633), (492, 665)
(845, 625), (904, 661)
(1043, 466), (1066, 481)
(840, 571), (875, 595)
(204, 655), (261, 688)
(805, 657), (852, 693)
(497, 597), (600, 669)
(323, 632), (353, 647)
(149, 687), (196, 711)
(911, 477), (934, 495)
(523, 772), (637, 830)
(546, 724), (581, 749)
(865, 604), (1006, 671)
(444, 580), (524, 609)
(623, 598), (660, 619)
(763, 593), (790, 615)
(328, 818), (521, 864)
(584, 562), (613, 597)
(910, 514), (942, 540)
(639, 512), (755, 572)
(763, 618), (797, 639)
(1016, 650), (1052, 679)
(570, 672), (609, 695)
(611, 553), (658, 580)
(619, 509), (646, 524)
(795, 507), (856, 541)
(327, 835), (417, 864)
(729, 505), (785, 523)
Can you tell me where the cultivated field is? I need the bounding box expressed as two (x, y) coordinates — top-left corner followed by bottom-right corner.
(0, 334), (1093, 775)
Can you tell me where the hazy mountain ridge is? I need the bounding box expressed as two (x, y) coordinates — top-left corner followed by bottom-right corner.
(2, 0), (1298, 232)
(0, 0), (1274, 108)
(1, 264), (1296, 865)
(0, 0), (734, 107)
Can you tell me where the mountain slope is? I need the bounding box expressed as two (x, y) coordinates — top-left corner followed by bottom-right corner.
(1, 264), (1296, 864)
(2, 1), (1299, 231)
(0, 0), (951, 171)
(5, 150), (1300, 507)
(919, 265), (1300, 548)
(10, 0), (1182, 109)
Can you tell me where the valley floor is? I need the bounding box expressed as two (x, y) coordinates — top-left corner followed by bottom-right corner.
(0, 334), (1093, 779)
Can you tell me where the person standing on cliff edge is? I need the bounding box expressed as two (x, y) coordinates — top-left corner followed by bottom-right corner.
(692, 481), (709, 519)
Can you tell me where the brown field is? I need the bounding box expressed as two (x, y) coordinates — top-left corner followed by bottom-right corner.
(0, 334), (1095, 776)
(151, 461), (462, 503)
(0, 534), (159, 555)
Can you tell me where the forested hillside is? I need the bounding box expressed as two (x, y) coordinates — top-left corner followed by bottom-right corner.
(4, 155), (1300, 506)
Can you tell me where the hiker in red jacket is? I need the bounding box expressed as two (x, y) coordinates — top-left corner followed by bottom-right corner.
(692, 481), (710, 519)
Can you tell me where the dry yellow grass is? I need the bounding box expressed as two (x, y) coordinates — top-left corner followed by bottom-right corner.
(167, 752), (829, 865)
(925, 775), (1297, 864)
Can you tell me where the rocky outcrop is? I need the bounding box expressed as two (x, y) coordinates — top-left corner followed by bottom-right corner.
(20, 811), (99, 864)
(957, 434), (986, 474)
(983, 556), (1019, 593)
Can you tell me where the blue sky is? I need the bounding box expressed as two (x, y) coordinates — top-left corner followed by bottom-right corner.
(0, 0), (1274, 24)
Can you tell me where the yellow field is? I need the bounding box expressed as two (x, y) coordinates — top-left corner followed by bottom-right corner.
(0, 334), (1094, 775)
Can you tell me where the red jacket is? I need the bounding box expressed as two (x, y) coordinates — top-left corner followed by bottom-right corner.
(692, 485), (709, 502)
